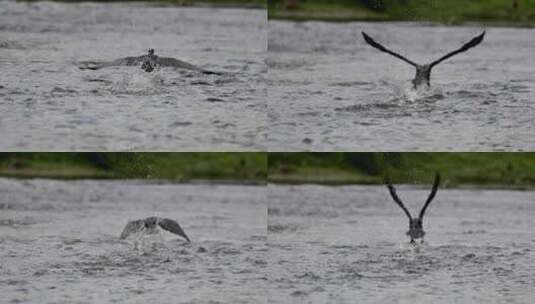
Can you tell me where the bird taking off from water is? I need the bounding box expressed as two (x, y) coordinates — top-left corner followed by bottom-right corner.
(362, 31), (485, 89)
(120, 217), (191, 243)
(386, 172), (440, 244)
(79, 49), (221, 74)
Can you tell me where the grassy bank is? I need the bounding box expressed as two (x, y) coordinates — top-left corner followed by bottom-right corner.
(0, 153), (266, 182)
(269, 153), (535, 188)
(23, 0), (266, 8)
(268, 0), (535, 25)
(6, 153), (535, 187)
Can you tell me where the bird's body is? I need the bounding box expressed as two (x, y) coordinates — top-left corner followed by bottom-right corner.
(120, 216), (191, 243)
(386, 173), (440, 243)
(407, 218), (425, 241)
(413, 64), (432, 88)
(79, 49), (220, 74)
(362, 31), (485, 89)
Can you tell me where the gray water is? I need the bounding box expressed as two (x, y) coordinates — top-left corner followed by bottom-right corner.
(268, 184), (535, 303)
(0, 1), (266, 151)
(3, 178), (535, 303)
(268, 22), (535, 151)
(0, 178), (266, 303)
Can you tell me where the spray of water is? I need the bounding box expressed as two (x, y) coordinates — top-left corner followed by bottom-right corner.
(403, 83), (444, 102)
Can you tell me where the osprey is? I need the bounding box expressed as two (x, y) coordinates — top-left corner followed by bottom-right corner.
(120, 216), (191, 243)
(79, 49), (221, 74)
(362, 31), (485, 89)
(386, 172), (440, 243)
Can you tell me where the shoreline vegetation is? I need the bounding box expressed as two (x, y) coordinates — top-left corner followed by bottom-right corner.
(3, 153), (535, 188)
(269, 153), (535, 189)
(0, 153), (266, 183)
(268, 0), (535, 25)
(22, 0), (266, 8)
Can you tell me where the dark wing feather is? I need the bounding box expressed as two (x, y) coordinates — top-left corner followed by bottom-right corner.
(386, 179), (413, 220)
(430, 31), (485, 68)
(120, 220), (143, 239)
(158, 57), (223, 75)
(110, 55), (147, 66)
(157, 57), (203, 70)
(158, 218), (191, 242)
(78, 55), (146, 70)
(362, 32), (418, 67)
(418, 172), (441, 220)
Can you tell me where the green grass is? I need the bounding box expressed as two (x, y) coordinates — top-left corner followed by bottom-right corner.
(269, 153), (535, 188)
(269, 0), (388, 21)
(22, 0), (266, 8)
(0, 153), (266, 182)
(269, 0), (535, 24)
(5, 153), (535, 188)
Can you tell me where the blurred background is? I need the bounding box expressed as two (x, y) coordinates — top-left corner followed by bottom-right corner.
(269, 152), (535, 187)
(23, 0), (266, 8)
(0, 152), (266, 182)
(268, 0), (535, 23)
(5, 153), (535, 186)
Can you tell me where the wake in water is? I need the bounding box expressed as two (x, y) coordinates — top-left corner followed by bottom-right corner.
(401, 83), (444, 102)
(112, 71), (165, 94)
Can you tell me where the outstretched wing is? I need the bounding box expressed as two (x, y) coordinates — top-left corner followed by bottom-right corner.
(158, 218), (191, 242)
(78, 56), (146, 70)
(157, 56), (203, 70)
(158, 56), (222, 75)
(109, 56), (147, 66)
(120, 220), (143, 239)
(362, 32), (418, 67)
(385, 178), (413, 219)
(418, 172), (441, 220)
(430, 31), (485, 68)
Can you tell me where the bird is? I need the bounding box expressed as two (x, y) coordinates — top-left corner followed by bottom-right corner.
(120, 216), (191, 243)
(362, 31), (485, 89)
(79, 49), (221, 74)
(385, 172), (440, 243)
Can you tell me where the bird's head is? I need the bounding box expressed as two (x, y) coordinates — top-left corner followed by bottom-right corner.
(144, 217), (157, 228)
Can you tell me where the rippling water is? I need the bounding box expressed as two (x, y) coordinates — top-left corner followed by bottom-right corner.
(268, 22), (535, 151)
(0, 178), (266, 303)
(268, 184), (535, 303)
(0, 1), (266, 151)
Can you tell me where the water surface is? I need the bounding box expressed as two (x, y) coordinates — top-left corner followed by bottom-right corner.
(0, 178), (266, 303)
(268, 22), (535, 151)
(0, 1), (266, 150)
(268, 184), (535, 303)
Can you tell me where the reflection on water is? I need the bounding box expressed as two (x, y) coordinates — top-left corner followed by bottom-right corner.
(268, 21), (535, 151)
(268, 184), (535, 303)
(0, 178), (266, 303)
(0, 1), (266, 151)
